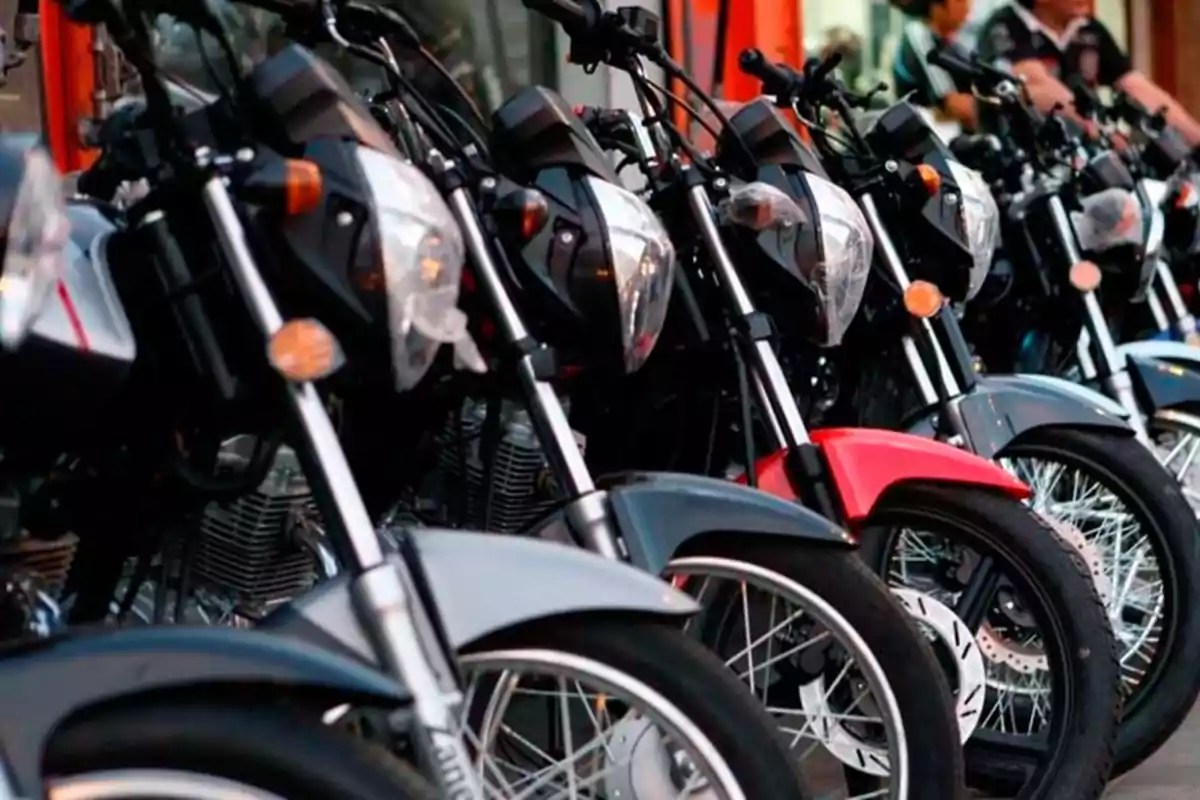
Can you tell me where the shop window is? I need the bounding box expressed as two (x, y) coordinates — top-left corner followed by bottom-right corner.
(0, 0), (41, 133)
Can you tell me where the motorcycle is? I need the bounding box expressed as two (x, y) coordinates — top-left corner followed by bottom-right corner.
(6, 0), (811, 797)
(878, 44), (1200, 779)
(0, 625), (437, 799)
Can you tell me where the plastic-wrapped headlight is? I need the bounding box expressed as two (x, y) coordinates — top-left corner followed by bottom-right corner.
(946, 160), (1000, 300)
(0, 147), (69, 351)
(586, 177), (676, 372)
(1071, 187), (1143, 253)
(355, 148), (483, 390)
(806, 173), (873, 346)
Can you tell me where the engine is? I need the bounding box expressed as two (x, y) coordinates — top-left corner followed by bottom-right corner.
(189, 437), (319, 616)
(0, 487), (79, 637)
(409, 398), (567, 534)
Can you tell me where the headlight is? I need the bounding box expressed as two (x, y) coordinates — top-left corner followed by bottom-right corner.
(0, 147), (69, 351)
(1070, 188), (1143, 253)
(355, 148), (484, 390)
(805, 173), (873, 346)
(946, 160), (999, 300)
(585, 177), (676, 372)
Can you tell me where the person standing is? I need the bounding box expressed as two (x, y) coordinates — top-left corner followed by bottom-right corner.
(975, 0), (1200, 144)
(891, 0), (979, 130)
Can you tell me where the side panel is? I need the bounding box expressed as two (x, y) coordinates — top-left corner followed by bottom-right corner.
(28, 203), (136, 362)
(0, 626), (409, 793)
(1126, 354), (1200, 414)
(591, 471), (854, 576)
(905, 376), (1134, 459)
(809, 428), (1031, 523)
(263, 530), (698, 664)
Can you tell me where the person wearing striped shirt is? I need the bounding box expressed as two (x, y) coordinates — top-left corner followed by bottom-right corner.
(891, 0), (979, 130)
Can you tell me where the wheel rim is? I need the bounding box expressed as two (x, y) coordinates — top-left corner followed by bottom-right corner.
(999, 452), (1168, 705)
(47, 769), (288, 799)
(663, 556), (907, 800)
(867, 504), (1077, 791)
(457, 647), (747, 800)
(1151, 409), (1200, 514)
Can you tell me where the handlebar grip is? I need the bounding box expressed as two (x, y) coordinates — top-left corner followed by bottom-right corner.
(809, 52), (842, 85)
(926, 45), (980, 79)
(738, 49), (797, 96)
(522, 0), (590, 30)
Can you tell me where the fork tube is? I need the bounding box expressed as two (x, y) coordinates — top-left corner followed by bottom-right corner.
(1046, 194), (1147, 436)
(1155, 258), (1199, 340)
(1147, 283), (1171, 333)
(201, 175), (485, 800)
(684, 181), (811, 447)
(858, 194), (964, 402)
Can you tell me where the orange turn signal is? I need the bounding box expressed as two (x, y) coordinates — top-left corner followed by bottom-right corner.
(283, 159), (323, 216)
(267, 318), (345, 382)
(1068, 260), (1102, 292)
(916, 164), (942, 196)
(1176, 182), (1198, 210)
(903, 280), (945, 318)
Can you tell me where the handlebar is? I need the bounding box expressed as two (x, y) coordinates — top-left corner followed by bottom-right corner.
(926, 44), (982, 82)
(521, 0), (597, 33)
(738, 49), (799, 99)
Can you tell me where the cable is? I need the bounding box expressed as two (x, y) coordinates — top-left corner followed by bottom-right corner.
(415, 45), (490, 132)
(638, 74), (723, 144)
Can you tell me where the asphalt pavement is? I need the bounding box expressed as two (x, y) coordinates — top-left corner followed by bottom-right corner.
(1104, 704), (1200, 799)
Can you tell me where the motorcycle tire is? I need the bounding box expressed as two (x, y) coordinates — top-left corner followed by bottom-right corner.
(460, 613), (812, 800)
(665, 541), (965, 800)
(1000, 427), (1200, 776)
(43, 702), (438, 799)
(857, 484), (1121, 800)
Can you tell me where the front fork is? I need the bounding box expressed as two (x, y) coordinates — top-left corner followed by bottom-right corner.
(1151, 257), (1200, 344)
(201, 165), (485, 800)
(1044, 195), (1152, 442)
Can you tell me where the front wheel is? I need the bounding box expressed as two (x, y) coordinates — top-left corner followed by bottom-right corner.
(857, 484), (1121, 800)
(1001, 426), (1200, 775)
(664, 542), (965, 800)
(45, 703), (438, 799)
(459, 613), (810, 800)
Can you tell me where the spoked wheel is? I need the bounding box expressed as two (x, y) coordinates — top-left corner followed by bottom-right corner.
(1151, 408), (1200, 512)
(458, 615), (810, 800)
(663, 543), (965, 800)
(1000, 426), (1200, 776)
(857, 484), (1120, 800)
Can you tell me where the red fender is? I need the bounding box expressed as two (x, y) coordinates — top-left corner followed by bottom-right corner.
(735, 429), (1030, 523)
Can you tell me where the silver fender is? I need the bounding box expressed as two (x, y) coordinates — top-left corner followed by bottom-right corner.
(990, 373), (1132, 419)
(1116, 339), (1200, 368)
(262, 530), (698, 666)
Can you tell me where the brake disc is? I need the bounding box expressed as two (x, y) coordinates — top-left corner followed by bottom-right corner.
(976, 513), (1110, 676)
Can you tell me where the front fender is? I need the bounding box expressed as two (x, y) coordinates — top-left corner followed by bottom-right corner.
(808, 428), (1030, 523)
(1126, 355), (1200, 414)
(1117, 339), (1200, 368)
(0, 626), (409, 794)
(526, 473), (854, 576)
(905, 375), (1134, 459)
(263, 529), (698, 663)
(989, 373), (1132, 419)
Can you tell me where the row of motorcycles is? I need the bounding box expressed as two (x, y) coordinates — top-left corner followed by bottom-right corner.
(4, 0), (1200, 797)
